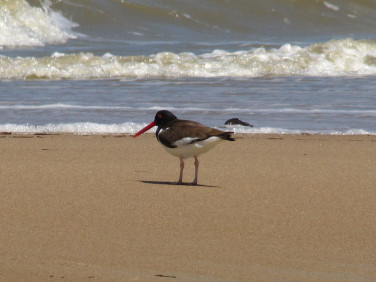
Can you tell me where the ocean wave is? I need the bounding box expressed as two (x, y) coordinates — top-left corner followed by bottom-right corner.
(3, 0), (376, 48)
(0, 122), (374, 135)
(39, 0), (376, 42)
(0, 122), (150, 135)
(1, 38), (376, 79)
(1, 103), (376, 117)
(0, 103), (130, 110)
(0, 0), (78, 48)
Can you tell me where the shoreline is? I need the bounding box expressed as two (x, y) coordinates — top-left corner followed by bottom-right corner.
(1, 133), (375, 281)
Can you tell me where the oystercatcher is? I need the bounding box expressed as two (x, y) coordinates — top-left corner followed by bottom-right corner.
(133, 110), (235, 185)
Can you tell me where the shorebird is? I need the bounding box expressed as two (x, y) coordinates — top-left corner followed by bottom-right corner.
(133, 110), (235, 185)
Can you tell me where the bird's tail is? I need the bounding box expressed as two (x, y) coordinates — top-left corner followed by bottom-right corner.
(219, 131), (235, 141)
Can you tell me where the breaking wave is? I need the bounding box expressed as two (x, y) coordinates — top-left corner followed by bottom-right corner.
(0, 122), (374, 135)
(1, 39), (376, 79)
(0, 0), (78, 48)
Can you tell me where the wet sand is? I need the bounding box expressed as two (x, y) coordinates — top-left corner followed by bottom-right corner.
(1, 133), (375, 281)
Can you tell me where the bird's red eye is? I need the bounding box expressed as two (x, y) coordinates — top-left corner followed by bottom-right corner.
(157, 114), (162, 119)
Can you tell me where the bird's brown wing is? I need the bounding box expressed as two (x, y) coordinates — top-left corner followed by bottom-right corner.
(158, 119), (233, 147)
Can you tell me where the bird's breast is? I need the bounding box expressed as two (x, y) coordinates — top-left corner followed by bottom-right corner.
(160, 136), (223, 159)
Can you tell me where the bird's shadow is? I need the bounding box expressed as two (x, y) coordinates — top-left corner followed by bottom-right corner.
(141, 180), (218, 188)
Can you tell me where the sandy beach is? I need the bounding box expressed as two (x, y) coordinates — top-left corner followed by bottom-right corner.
(1, 133), (375, 281)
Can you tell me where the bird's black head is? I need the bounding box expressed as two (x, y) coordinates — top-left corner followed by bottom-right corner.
(154, 110), (177, 127)
(133, 110), (177, 138)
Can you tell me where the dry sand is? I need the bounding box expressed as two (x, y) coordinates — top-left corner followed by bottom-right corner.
(0, 133), (375, 281)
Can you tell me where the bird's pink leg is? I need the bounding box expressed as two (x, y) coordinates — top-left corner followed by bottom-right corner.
(192, 156), (199, 185)
(177, 156), (184, 184)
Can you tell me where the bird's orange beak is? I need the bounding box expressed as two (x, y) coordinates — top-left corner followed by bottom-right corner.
(133, 121), (156, 138)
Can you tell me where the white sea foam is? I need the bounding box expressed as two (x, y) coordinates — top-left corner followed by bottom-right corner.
(0, 103), (130, 110)
(1, 104), (375, 118)
(0, 122), (154, 135)
(223, 126), (376, 135)
(0, 122), (374, 135)
(0, 0), (78, 48)
(323, 2), (340, 11)
(1, 38), (376, 79)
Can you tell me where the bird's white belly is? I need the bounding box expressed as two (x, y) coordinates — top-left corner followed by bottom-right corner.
(162, 137), (223, 159)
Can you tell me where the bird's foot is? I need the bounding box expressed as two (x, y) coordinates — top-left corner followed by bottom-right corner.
(174, 180), (197, 186)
